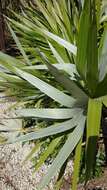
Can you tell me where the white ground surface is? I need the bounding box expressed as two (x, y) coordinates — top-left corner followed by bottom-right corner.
(0, 98), (73, 190)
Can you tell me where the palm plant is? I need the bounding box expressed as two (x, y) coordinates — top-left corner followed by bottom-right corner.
(0, 0), (107, 189)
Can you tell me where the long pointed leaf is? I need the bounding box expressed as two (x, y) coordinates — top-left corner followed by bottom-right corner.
(37, 49), (88, 102)
(72, 138), (82, 190)
(86, 1), (98, 95)
(7, 23), (31, 66)
(38, 115), (85, 190)
(7, 111), (82, 143)
(15, 108), (81, 119)
(76, 0), (90, 79)
(42, 30), (77, 55)
(23, 63), (77, 77)
(14, 67), (76, 107)
(34, 136), (62, 171)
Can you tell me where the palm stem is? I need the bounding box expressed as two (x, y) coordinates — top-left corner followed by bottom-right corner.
(85, 98), (102, 183)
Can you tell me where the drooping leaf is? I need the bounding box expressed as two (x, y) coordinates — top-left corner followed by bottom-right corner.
(42, 30), (77, 55)
(14, 67), (76, 107)
(23, 63), (77, 77)
(7, 111), (82, 143)
(0, 54), (76, 107)
(37, 49), (88, 103)
(37, 114), (85, 190)
(15, 108), (81, 119)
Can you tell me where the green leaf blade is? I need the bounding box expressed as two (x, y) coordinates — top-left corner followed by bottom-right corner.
(76, 0), (90, 79)
(37, 115), (85, 190)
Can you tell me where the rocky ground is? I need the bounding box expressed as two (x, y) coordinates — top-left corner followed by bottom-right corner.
(0, 96), (73, 190)
(0, 143), (39, 190)
(0, 96), (107, 190)
(0, 142), (74, 190)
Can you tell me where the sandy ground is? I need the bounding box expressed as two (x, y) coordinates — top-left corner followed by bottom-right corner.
(0, 97), (51, 190)
(1, 97), (107, 190)
(0, 142), (74, 190)
(0, 97), (73, 190)
(0, 143), (40, 190)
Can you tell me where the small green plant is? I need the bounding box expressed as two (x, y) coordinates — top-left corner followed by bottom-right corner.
(0, 0), (107, 189)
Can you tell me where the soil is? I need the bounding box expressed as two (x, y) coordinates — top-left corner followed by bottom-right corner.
(78, 169), (107, 190)
(0, 94), (73, 190)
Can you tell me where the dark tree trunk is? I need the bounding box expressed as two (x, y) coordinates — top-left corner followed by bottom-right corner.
(0, 0), (5, 51)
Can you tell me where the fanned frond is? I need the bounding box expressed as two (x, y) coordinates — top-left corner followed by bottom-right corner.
(0, 0), (106, 189)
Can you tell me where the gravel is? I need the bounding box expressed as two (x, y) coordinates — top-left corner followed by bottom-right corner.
(0, 143), (73, 190)
(0, 96), (73, 190)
